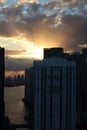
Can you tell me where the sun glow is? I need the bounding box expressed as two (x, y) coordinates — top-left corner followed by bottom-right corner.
(26, 45), (43, 59)
(0, 37), (43, 59)
(34, 48), (43, 59)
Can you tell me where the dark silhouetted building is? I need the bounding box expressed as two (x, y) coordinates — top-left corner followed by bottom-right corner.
(44, 47), (87, 130)
(0, 47), (5, 122)
(25, 47), (87, 130)
(44, 47), (64, 59)
(33, 58), (76, 130)
(68, 49), (87, 130)
(25, 56), (76, 130)
(25, 67), (34, 105)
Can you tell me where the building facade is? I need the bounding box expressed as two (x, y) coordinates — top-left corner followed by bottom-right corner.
(68, 50), (87, 130)
(25, 67), (34, 105)
(44, 47), (87, 130)
(33, 57), (76, 130)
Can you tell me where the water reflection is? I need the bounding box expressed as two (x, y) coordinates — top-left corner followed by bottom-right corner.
(4, 86), (30, 130)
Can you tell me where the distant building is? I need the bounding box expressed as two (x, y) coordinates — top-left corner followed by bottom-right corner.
(0, 47), (5, 122)
(5, 75), (25, 87)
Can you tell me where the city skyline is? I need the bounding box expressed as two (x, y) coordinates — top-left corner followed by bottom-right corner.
(0, 0), (87, 76)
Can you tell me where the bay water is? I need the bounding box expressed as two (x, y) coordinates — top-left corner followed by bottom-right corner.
(4, 86), (30, 130)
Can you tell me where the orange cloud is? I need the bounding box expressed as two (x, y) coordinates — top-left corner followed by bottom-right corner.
(5, 71), (24, 77)
(18, 0), (38, 4)
(0, 0), (4, 3)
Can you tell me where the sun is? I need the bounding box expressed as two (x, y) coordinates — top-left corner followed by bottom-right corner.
(17, 38), (44, 59)
(26, 46), (43, 59)
(8, 46), (44, 59)
(32, 48), (43, 59)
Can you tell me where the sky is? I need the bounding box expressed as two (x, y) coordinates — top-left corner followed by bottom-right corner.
(0, 0), (87, 76)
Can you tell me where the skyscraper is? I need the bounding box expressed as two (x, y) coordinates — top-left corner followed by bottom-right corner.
(68, 49), (87, 130)
(44, 47), (87, 130)
(33, 57), (76, 130)
(0, 47), (5, 122)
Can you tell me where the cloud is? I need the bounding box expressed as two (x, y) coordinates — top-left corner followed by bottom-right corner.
(59, 15), (87, 50)
(15, 13), (87, 51)
(0, 0), (4, 3)
(5, 49), (26, 56)
(0, 21), (18, 37)
(5, 71), (24, 77)
(18, 0), (38, 4)
(5, 57), (33, 71)
(0, 1), (87, 52)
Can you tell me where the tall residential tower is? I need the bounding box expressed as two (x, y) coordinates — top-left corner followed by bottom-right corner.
(34, 57), (76, 130)
(44, 47), (87, 130)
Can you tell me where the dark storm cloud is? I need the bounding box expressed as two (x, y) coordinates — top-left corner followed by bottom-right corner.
(5, 57), (33, 71)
